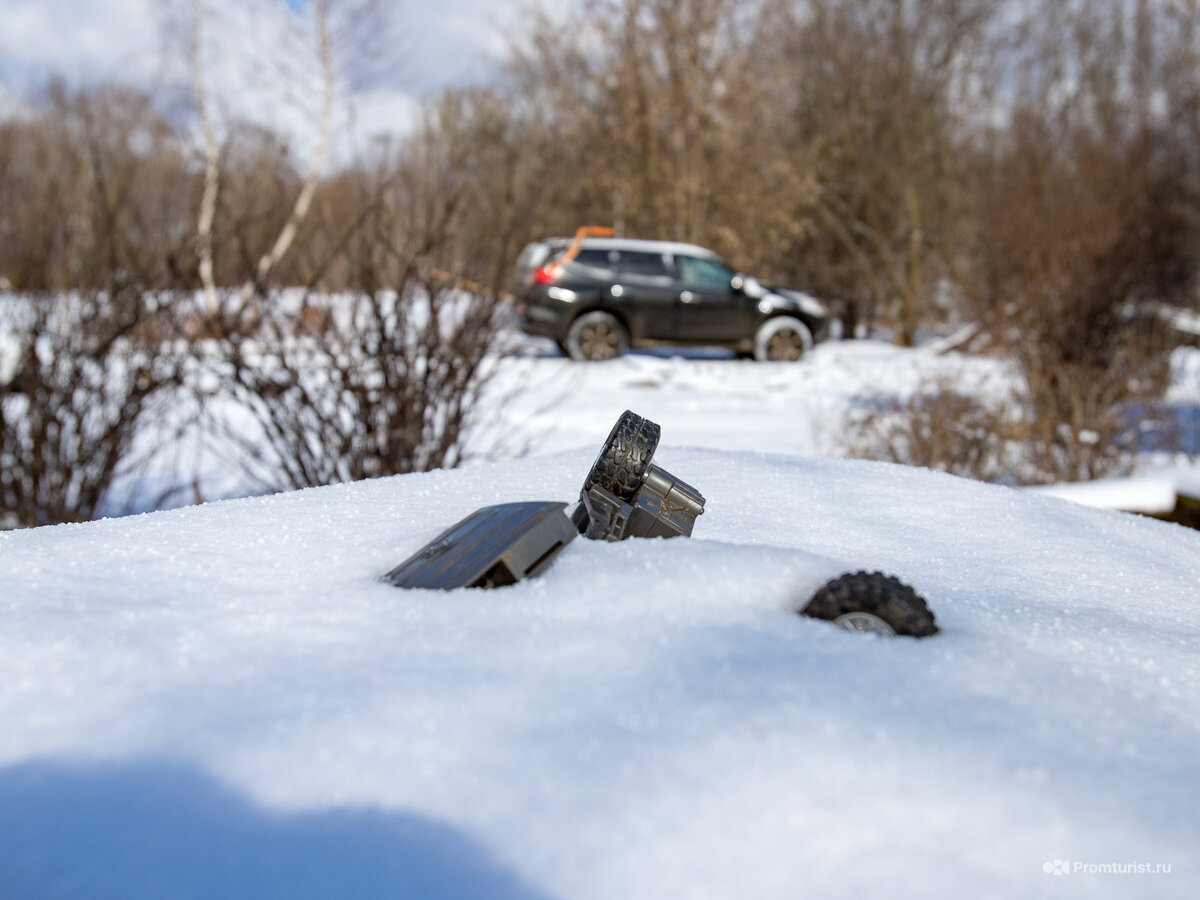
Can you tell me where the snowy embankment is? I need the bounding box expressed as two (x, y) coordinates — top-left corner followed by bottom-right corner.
(2, 443), (1198, 898)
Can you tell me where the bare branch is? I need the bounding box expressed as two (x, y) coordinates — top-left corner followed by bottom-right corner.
(242, 0), (336, 306)
(191, 0), (221, 315)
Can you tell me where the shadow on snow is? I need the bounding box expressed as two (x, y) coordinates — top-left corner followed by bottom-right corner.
(0, 759), (550, 900)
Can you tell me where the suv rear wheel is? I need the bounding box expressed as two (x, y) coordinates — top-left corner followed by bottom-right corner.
(566, 311), (629, 361)
(754, 316), (813, 362)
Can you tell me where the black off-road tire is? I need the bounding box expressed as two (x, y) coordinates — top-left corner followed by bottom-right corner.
(584, 410), (661, 501)
(801, 571), (939, 638)
(565, 311), (630, 361)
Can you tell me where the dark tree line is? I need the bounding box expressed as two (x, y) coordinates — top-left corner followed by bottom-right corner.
(4, 1), (1198, 321)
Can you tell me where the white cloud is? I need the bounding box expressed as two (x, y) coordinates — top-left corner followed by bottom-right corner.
(0, 0), (162, 88)
(0, 0), (526, 96)
(0, 0), (529, 166)
(388, 0), (520, 94)
(331, 88), (424, 163)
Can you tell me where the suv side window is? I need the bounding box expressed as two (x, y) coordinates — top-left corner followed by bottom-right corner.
(574, 249), (618, 273)
(676, 255), (734, 288)
(619, 251), (670, 278)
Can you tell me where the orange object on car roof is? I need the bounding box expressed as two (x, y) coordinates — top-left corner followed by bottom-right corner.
(550, 226), (615, 274)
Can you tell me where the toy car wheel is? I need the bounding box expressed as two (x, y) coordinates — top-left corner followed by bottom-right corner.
(800, 571), (939, 638)
(584, 410), (661, 500)
(566, 311), (629, 361)
(754, 316), (813, 362)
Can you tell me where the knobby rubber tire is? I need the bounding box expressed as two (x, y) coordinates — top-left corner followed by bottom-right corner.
(801, 570), (939, 637)
(584, 410), (661, 501)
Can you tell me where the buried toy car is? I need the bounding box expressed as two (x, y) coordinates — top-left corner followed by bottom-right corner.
(383, 411), (939, 638)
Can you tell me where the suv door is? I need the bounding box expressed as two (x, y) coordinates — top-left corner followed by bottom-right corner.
(614, 250), (677, 340)
(563, 247), (675, 343)
(670, 254), (753, 341)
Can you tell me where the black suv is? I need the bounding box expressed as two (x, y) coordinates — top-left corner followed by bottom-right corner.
(513, 232), (830, 361)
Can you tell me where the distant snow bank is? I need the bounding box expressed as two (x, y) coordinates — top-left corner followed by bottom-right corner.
(1030, 470), (1198, 515)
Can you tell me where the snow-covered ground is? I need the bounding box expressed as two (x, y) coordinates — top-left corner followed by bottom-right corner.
(2, 339), (1200, 898)
(113, 336), (1031, 512)
(152, 334), (1200, 506)
(482, 337), (1021, 460)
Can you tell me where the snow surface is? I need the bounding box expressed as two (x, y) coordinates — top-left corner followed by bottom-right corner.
(2, 440), (1200, 897)
(113, 335), (1028, 513)
(477, 338), (1021, 462)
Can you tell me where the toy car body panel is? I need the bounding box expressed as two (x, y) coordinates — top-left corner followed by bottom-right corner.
(575, 409), (705, 540)
(380, 411), (937, 637)
(383, 410), (705, 590)
(382, 501), (578, 590)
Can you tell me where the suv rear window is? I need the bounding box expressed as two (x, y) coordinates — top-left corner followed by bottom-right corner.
(513, 242), (553, 278)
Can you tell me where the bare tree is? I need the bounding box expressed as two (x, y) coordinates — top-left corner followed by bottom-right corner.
(0, 84), (190, 526)
(189, 0), (336, 319)
(962, 0), (1192, 480)
(205, 132), (509, 491)
(176, 0), (508, 493)
(0, 84), (194, 293)
(763, 0), (994, 342)
(508, 0), (762, 251)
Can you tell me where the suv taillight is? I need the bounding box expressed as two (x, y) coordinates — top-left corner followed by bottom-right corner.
(534, 264), (559, 285)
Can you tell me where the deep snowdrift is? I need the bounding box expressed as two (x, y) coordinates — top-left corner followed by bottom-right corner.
(1, 449), (1198, 898)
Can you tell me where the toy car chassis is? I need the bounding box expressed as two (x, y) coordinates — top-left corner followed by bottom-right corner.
(383, 410), (938, 638)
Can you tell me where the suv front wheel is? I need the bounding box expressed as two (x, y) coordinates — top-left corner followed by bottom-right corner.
(754, 316), (813, 362)
(565, 311), (629, 361)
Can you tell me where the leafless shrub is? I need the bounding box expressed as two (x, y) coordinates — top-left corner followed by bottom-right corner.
(190, 120), (513, 493)
(845, 345), (1175, 485)
(1, 291), (177, 527)
(198, 282), (505, 493)
(844, 377), (1026, 484)
(966, 107), (1177, 480)
(0, 82), (189, 528)
(1018, 322), (1173, 482)
(168, 0), (515, 495)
